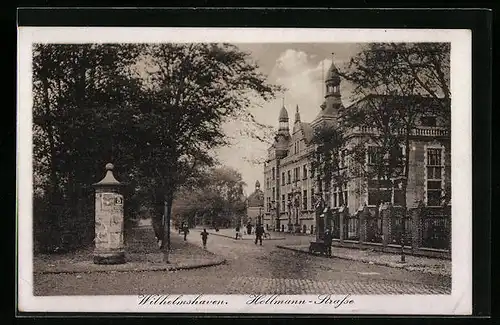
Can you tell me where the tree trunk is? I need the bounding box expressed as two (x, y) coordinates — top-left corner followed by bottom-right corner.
(162, 192), (173, 263)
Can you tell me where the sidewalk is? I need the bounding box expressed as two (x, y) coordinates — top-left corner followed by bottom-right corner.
(194, 227), (286, 241)
(34, 224), (225, 274)
(277, 244), (451, 277)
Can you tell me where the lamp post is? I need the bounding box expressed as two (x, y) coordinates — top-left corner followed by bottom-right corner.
(287, 198), (292, 232)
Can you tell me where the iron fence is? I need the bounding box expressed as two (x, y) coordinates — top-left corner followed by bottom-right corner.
(344, 214), (360, 240)
(421, 214), (450, 249)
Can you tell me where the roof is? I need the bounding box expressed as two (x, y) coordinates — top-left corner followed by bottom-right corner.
(247, 189), (264, 207)
(301, 122), (313, 143)
(279, 106), (289, 121)
(312, 101), (340, 126)
(326, 62), (340, 82)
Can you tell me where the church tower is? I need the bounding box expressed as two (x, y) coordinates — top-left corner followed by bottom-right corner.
(275, 104), (290, 159)
(325, 59), (342, 109)
(312, 55), (344, 128)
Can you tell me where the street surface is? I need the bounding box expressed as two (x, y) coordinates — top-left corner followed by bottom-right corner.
(34, 228), (451, 295)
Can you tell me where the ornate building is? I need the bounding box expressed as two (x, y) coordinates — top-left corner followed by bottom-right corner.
(262, 59), (451, 251)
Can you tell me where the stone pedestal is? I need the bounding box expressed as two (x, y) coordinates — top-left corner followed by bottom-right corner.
(93, 163), (126, 265)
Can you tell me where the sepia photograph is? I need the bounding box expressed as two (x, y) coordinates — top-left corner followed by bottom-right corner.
(17, 27), (472, 314)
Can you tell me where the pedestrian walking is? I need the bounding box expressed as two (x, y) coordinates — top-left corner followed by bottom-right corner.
(183, 225), (189, 241)
(200, 229), (209, 249)
(255, 224), (264, 246)
(235, 226), (240, 240)
(323, 228), (333, 257)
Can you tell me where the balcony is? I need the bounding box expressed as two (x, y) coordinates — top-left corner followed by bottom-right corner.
(347, 126), (448, 138)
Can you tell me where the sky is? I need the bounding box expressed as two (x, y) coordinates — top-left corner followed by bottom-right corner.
(214, 43), (364, 195)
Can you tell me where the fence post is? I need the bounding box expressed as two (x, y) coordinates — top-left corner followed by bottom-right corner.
(411, 201), (423, 251)
(358, 204), (368, 247)
(339, 207), (346, 244)
(381, 203), (390, 250)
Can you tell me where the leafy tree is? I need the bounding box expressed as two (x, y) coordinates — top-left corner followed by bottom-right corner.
(171, 166), (247, 229)
(134, 43), (281, 247)
(311, 123), (346, 204)
(32, 44), (144, 251)
(32, 43), (281, 253)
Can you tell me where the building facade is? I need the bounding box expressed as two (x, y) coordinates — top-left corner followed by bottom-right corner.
(263, 60), (451, 249)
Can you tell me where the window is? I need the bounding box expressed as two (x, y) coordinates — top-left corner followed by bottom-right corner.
(310, 164), (315, 179)
(287, 193), (293, 211)
(303, 190), (308, 210)
(367, 146), (382, 165)
(281, 194), (285, 212)
(393, 179), (404, 206)
(294, 167), (300, 182)
(272, 167), (275, 180)
(367, 178), (392, 206)
(333, 183), (348, 207)
(272, 187), (275, 201)
(421, 116), (437, 127)
(287, 171), (291, 184)
(426, 148), (443, 206)
(339, 149), (347, 169)
(281, 172), (285, 186)
(310, 188), (315, 210)
(266, 197), (271, 212)
(367, 178), (405, 206)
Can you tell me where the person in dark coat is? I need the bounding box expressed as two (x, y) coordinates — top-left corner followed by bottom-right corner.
(200, 229), (209, 249)
(255, 224), (264, 246)
(323, 228), (333, 257)
(152, 214), (164, 248)
(183, 224), (189, 241)
(235, 226), (240, 239)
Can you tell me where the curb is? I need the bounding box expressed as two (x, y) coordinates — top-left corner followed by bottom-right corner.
(276, 245), (451, 277)
(34, 258), (226, 275)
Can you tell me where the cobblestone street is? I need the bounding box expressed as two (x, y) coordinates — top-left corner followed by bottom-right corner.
(34, 225), (451, 296)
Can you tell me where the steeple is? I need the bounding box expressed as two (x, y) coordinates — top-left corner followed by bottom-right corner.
(325, 53), (341, 100)
(278, 103), (290, 134)
(294, 105), (301, 124)
(275, 102), (291, 159)
(312, 52), (343, 128)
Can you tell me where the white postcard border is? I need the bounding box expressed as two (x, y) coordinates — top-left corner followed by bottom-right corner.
(17, 27), (472, 315)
